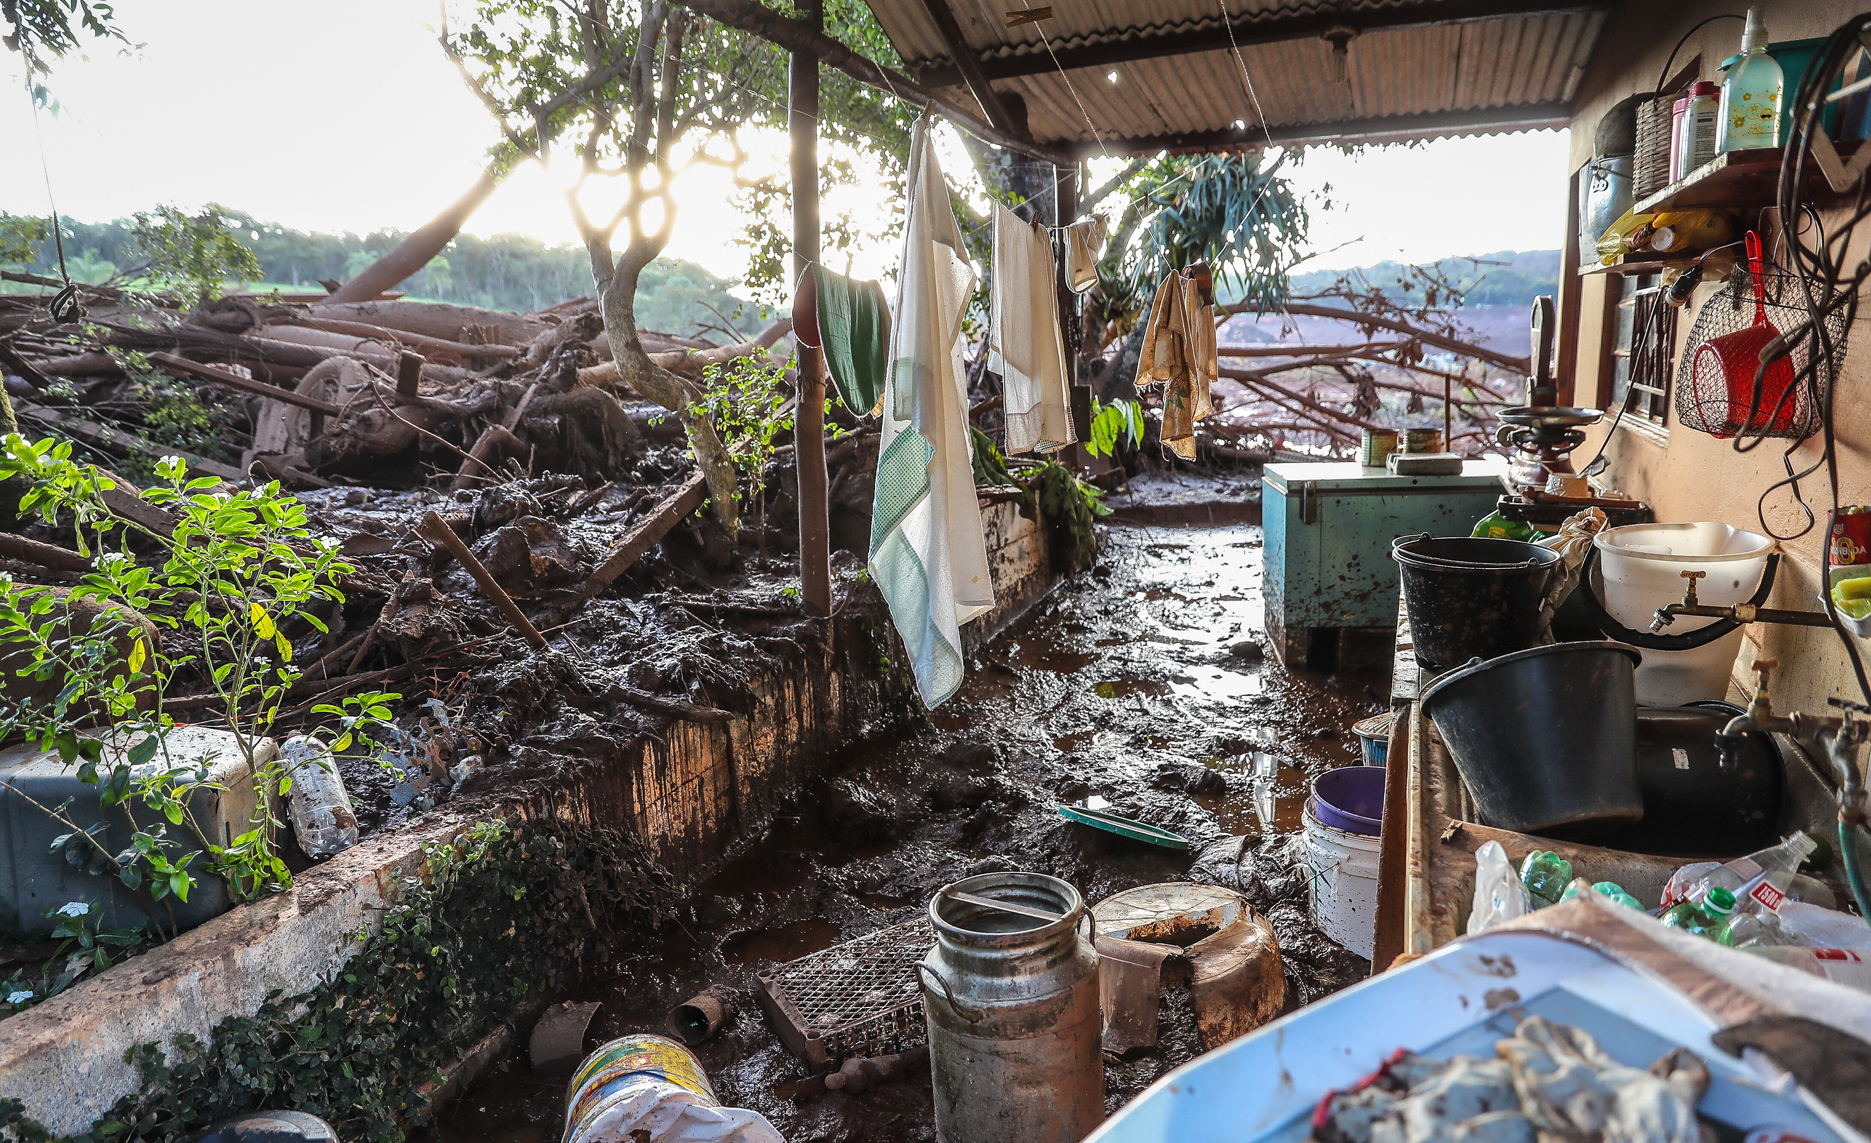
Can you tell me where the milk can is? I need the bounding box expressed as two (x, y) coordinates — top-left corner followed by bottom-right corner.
(920, 872), (1103, 1143)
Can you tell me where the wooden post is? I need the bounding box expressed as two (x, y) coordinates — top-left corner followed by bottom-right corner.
(792, 0), (832, 617)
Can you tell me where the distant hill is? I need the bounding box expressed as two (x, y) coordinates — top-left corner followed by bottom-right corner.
(1, 210), (760, 336)
(1286, 250), (1561, 308)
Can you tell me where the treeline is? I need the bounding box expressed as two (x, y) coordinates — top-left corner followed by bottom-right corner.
(1289, 249), (1561, 308)
(4, 209), (762, 335)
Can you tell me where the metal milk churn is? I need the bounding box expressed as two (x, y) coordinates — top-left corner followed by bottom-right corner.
(920, 872), (1104, 1143)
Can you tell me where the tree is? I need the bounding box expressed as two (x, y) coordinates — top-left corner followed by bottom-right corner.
(1, 0), (128, 79)
(442, 0), (907, 530)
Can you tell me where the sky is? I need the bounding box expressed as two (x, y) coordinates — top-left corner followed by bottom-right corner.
(0, 1), (1572, 283)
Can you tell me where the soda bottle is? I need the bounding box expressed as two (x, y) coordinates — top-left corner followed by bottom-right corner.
(1662, 886), (1737, 940)
(1659, 832), (1817, 913)
(1717, 908), (1808, 949)
(1561, 878), (1644, 910)
(1520, 851), (1573, 909)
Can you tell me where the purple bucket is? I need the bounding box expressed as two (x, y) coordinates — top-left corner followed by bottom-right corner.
(1309, 767), (1385, 837)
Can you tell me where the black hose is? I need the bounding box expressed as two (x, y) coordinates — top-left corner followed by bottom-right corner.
(1571, 547), (1780, 651)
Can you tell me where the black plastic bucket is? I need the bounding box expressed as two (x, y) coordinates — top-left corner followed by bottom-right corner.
(1393, 535), (1561, 674)
(1421, 641), (1644, 838)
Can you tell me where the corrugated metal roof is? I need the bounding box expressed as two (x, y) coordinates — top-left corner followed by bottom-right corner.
(862, 0), (1604, 153)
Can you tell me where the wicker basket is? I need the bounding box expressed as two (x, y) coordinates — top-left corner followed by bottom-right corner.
(1633, 92), (1676, 198)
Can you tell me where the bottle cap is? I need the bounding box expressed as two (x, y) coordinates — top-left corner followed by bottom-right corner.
(1690, 81), (1720, 98)
(1706, 886), (1738, 915)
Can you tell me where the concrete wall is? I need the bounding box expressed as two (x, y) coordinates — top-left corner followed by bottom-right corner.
(0, 501), (1058, 1134)
(1566, 1), (1871, 718)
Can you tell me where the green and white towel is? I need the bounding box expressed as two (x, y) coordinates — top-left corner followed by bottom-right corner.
(869, 117), (993, 708)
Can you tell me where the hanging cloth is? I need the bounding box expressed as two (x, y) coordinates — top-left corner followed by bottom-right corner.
(792, 262), (891, 416)
(1063, 215), (1108, 295)
(989, 201), (1076, 456)
(869, 116), (994, 709)
(1135, 268), (1218, 459)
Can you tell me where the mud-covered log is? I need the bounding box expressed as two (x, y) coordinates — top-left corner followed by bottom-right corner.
(309, 301), (549, 347)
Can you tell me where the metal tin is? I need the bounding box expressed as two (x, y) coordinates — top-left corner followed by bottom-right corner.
(1400, 427), (1444, 454)
(1358, 429), (1398, 468)
(922, 873), (1103, 1143)
(1831, 506), (1871, 568)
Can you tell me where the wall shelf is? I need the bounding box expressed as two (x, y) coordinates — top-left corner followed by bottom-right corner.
(1634, 142), (1860, 214)
(1579, 257), (1693, 277)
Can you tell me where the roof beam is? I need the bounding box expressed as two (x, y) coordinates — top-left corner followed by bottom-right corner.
(677, 0), (1070, 165)
(1067, 102), (1572, 158)
(916, 0), (1609, 87)
(913, 0), (1023, 138)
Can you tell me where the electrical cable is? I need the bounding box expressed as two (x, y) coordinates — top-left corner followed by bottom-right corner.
(1762, 15), (1871, 716)
(21, 78), (80, 324)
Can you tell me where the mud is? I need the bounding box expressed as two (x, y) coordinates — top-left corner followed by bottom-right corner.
(432, 520), (1387, 1143)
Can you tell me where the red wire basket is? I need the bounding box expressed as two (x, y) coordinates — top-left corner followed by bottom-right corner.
(1674, 234), (1848, 440)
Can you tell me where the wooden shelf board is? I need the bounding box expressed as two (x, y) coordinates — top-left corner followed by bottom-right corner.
(1633, 142), (1860, 215)
(1579, 257), (1694, 277)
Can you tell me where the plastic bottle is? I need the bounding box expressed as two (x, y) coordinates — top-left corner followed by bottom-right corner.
(1716, 908), (1808, 949)
(1659, 832), (1816, 913)
(1520, 850), (1573, 909)
(1740, 946), (1871, 994)
(280, 735), (360, 860)
(1718, 9), (1784, 153)
(1560, 877), (1644, 910)
(1673, 82), (1722, 179)
(1662, 886), (1737, 939)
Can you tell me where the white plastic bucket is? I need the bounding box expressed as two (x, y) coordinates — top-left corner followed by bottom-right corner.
(1593, 522), (1772, 706)
(1302, 804), (1381, 960)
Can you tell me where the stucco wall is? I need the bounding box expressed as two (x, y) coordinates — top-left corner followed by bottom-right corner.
(1566, 0), (1871, 717)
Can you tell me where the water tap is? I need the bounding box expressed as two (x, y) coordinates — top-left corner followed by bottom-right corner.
(1717, 659), (1799, 768)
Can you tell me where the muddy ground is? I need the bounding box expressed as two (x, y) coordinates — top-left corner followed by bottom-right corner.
(433, 519), (1387, 1143)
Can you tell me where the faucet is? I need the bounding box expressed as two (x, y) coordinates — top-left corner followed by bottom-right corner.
(1717, 659), (1865, 788)
(1716, 659), (1842, 769)
(1652, 570), (1834, 633)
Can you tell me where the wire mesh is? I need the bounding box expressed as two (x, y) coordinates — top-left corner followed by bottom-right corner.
(1674, 265), (1850, 440)
(758, 914), (933, 1064)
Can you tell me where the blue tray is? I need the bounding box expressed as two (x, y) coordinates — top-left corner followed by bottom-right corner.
(1056, 805), (1191, 850)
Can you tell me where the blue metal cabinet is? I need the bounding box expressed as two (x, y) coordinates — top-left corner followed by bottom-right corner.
(1264, 461), (1506, 666)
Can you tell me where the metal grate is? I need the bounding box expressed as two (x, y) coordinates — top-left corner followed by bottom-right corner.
(754, 914), (934, 1071)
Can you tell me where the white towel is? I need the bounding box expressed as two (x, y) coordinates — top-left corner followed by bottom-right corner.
(868, 117), (994, 709)
(1064, 214), (1108, 294)
(989, 200), (1076, 456)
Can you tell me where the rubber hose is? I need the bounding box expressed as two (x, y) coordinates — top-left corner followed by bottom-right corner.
(1573, 548), (1781, 652)
(1842, 817), (1871, 923)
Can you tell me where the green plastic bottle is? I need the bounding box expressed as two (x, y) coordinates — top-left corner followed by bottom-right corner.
(1560, 877), (1644, 910)
(1661, 886), (1737, 939)
(1717, 8), (1784, 153)
(1520, 851), (1574, 909)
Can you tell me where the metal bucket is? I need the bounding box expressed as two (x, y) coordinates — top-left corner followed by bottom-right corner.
(1421, 641), (1644, 838)
(921, 872), (1103, 1143)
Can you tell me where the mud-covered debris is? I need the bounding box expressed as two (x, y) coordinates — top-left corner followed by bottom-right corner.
(1229, 639), (1265, 661)
(1150, 762), (1226, 796)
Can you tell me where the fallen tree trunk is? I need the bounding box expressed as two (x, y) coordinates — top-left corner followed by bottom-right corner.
(14, 400), (249, 481)
(320, 167), (504, 306)
(281, 316), (523, 363)
(308, 301), (549, 346)
(575, 317), (792, 388)
(1222, 302), (1530, 375)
